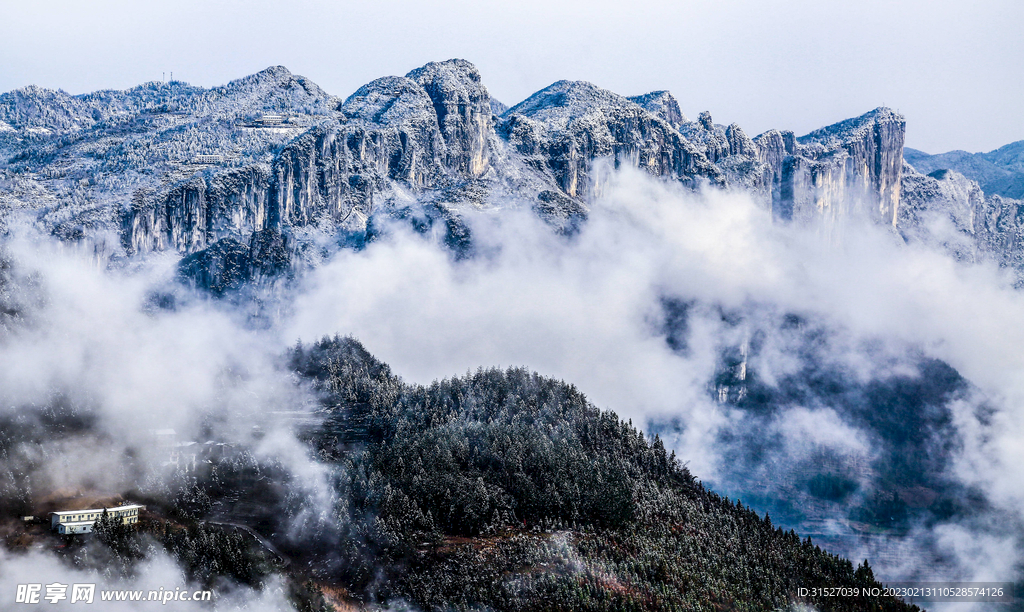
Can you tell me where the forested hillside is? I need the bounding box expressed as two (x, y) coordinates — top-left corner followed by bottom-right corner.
(283, 336), (917, 611)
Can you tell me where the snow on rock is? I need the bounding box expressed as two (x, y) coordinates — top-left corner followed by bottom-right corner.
(501, 80), (721, 198)
(791, 107), (906, 226)
(0, 85), (95, 133)
(627, 91), (688, 128)
(407, 59), (493, 177)
(0, 60), (922, 293)
(900, 163), (1024, 276)
(905, 142), (1024, 200)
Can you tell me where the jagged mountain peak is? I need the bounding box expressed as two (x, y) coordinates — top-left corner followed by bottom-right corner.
(497, 78), (724, 198)
(676, 112), (755, 170)
(1, 61), (924, 282)
(725, 123), (756, 157)
(338, 59), (489, 124)
(627, 90), (688, 127)
(406, 59), (492, 177)
(697, 110), (714, 130)
(799, 106), (904, 148)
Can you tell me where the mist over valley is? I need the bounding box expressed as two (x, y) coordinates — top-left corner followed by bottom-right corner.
(1, 56), (1022, 611)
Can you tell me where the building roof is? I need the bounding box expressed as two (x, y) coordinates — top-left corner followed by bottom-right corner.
(50, 504), (145, 516)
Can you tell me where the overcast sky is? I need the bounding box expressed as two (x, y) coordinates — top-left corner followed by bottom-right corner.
(1, 0), (1021, 153)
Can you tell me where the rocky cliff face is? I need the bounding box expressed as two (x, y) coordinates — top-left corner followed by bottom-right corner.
(121, 60), (534, 263)
(1, 59), (914, 292)
(754, 108), (906, 225)
(4, 64), (338, 265)
(269, 60), (497, 232)
(124, 165), (272, 255)
(899, 138), (1024, 281)
(627, 91), (687, 129)
(267, 62), (506, 223)
(800, 108), (905, 226)
(752, 129), (796, 206)
(408, 59), (493, 178)
(900, 163), (1024, 276)
(500, 81), (722, 198)
(679, 112), (770, 197)
(272, 75), (442, 231)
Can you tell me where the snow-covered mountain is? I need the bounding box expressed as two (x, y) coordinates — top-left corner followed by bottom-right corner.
(905, 141), (1024, 200)
(1, 59), (1021, 288)
(4, 60), (1024, 602)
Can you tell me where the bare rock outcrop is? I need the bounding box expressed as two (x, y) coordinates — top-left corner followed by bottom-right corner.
(124, 165), (272, 255)
(786, 108), (905, 225)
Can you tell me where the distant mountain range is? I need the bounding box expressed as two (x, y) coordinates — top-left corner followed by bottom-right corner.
(905, 142), (1024, 200)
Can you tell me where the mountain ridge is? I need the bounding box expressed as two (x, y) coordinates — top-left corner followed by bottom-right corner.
(904, 141), (1024, 200)
(0, 60), (909, 270)
(5, 58), (1023, 289)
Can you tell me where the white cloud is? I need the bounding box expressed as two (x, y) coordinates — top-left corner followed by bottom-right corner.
(285, 165), (1024, 579)
(3, 162), (1024, 585)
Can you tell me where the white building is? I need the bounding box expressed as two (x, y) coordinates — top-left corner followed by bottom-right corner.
(50, 504), (146, 535)
(255, 114), (285, 126)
